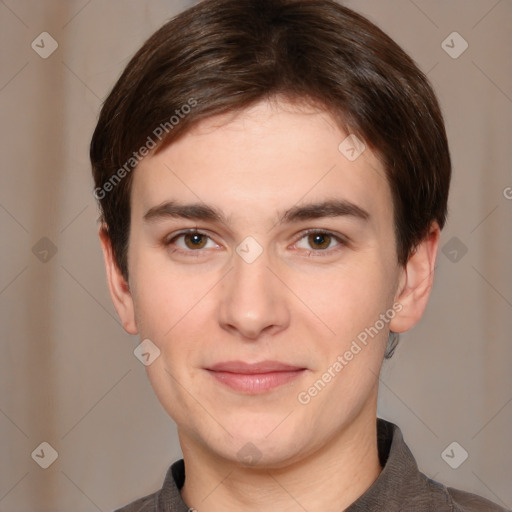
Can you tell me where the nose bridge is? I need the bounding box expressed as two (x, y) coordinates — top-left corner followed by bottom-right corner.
(218, 245), (289, 339)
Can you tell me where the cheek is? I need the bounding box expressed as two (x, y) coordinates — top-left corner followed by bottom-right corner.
(129, 256), (215, 340)
(290, 257), (395, 339)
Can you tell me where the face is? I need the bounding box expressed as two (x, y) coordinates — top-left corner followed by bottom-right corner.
(101, 99), (438, 468)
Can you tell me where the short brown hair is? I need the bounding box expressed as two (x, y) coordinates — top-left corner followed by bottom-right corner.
(90, 0), (451, 282)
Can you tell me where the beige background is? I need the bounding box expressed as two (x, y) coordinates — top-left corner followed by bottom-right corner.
(0, 0), (511, 510)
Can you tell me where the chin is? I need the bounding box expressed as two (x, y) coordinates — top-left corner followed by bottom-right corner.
(204, 416), (313, 468)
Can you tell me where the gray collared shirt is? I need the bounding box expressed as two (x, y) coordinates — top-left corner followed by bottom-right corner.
(114, 419), (509, 511)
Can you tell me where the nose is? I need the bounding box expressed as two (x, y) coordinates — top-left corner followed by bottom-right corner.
(217, 251), (290, 341)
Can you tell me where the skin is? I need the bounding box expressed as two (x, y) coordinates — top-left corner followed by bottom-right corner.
(100, 98), (440, 511)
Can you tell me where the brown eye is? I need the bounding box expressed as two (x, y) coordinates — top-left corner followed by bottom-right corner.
(183, 232), (208, 249)
(165, 230), (219, 254)
(307, 232), (332, 250)
(294, 230), (345, 254)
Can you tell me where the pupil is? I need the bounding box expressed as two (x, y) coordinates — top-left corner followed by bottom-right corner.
(186, 233), (206, 249)
(309, 233), (330, 249)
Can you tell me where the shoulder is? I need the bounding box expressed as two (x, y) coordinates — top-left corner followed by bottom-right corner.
(372, 419), (509, 512)
(113, 491), (158, 512)
(112, 459), (186, 512)
(446, 485), (510, 512)
(424, 477), (510, 512)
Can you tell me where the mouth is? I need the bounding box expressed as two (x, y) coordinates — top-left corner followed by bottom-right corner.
(204, 360), (307, 394)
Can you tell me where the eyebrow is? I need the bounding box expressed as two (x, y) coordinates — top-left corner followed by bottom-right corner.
(143, 199), (370, 225)
(144, 201), (225, 223)
(278, 199), (369, 224)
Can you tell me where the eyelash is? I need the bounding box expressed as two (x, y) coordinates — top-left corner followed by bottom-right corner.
(294, 228), (348, 256)
(164, 228), (348, 257)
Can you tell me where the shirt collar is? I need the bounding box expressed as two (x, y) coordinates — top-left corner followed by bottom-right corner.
(156, 418), (428, 511)
(346, 419), (431, 511)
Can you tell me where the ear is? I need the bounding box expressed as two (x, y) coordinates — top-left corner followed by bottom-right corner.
(389, 222), (440, 333)
(98, 225), (138, 335)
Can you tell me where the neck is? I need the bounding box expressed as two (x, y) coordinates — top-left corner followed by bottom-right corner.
(179, 407), (382, 511)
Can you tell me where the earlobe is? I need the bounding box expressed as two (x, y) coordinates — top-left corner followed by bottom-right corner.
(389, 222), (440, 334)
(98, 225), (138, 335)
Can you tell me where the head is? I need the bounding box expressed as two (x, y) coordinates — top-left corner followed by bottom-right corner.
(90, 0), (450, 467)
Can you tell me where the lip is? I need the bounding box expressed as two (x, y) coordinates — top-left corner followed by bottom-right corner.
(205, 360), (306, 394)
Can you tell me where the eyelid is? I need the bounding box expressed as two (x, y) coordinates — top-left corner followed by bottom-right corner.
(164, 228), (221, 250)
(163, 228), (349, 256)
(291, 228), (350, 252)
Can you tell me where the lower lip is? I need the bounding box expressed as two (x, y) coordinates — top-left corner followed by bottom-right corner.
(206, 370), (305, 394)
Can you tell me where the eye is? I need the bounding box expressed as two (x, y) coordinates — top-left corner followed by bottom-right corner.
(294, 230), (345, 252)
(166, 230), (219, 251)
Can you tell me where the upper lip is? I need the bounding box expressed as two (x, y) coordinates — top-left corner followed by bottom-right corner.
(206, 360), (305, 374)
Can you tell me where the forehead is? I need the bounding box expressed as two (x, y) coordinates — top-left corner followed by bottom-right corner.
(132, 99), (392, 226)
